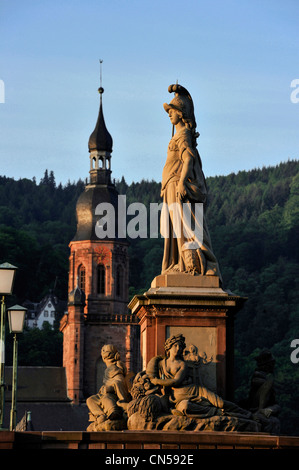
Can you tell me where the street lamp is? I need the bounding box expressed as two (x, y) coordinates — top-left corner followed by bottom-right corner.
(0, 263), (18, 429)
(7, 305), (27, 431)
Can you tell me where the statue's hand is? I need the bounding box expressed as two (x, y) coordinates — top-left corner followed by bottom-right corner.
(177, 181), (187, 201)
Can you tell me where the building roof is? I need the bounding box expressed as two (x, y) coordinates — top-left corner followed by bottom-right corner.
(72, 183), (123, 241)
(3, 366), (89, 431)
(4, 402), (89, 431)
(5, 366), (69, 402)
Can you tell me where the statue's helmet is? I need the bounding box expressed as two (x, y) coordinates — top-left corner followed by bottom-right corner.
(163, 84), (196, 126)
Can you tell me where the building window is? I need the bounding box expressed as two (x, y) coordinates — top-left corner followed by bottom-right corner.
(44, 310), (48, 317)
(97, 264), (105, 295)
(78, 265), (86, 292)
(116, 265), (123, 298)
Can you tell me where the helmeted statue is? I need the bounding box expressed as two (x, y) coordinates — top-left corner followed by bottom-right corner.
(161, 84), (221, 278)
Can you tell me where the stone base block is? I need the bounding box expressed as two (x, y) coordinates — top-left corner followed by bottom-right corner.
(128, 275), (247, 400)
(151, 273), (220, 289)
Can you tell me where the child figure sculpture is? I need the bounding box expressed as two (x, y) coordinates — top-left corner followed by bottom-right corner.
(86, 344), (131, 430)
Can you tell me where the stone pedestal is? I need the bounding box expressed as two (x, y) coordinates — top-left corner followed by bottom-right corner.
(128, 274), (246, 400)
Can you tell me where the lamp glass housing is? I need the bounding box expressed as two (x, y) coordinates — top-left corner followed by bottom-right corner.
(0, 263), (18, 295)
(7, 305), (27, 333)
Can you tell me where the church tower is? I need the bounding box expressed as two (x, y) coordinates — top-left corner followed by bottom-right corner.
(60, 83), (140, 403)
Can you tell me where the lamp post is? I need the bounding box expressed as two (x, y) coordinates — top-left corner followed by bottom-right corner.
(7, 305), (27, 431)
(0, 263), (17, 430)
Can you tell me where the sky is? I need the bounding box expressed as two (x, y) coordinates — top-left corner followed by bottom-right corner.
(0, 0), (298, 185)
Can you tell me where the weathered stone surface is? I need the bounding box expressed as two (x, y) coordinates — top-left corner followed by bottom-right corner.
(127, 413), (260, 432)
(87, 418), (127, 432)
(151, 273), (221, 288)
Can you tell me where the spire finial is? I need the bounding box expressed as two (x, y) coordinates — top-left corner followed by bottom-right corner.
(98, 59), (104, 95)
(88, 61), (113, 155)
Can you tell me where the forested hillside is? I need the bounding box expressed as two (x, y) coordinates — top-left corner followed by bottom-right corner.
(0, 170), (84, 302)
(0, 160), (298, 434)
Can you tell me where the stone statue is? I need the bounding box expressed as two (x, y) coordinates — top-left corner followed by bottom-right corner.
(161, 84), (221, 278)
(126, 334), (258, 432)
(148, 334), (252, 420)
(86, 344), (131, 431)
(86, 337), (265, 432)
(240, 350), (281, 434)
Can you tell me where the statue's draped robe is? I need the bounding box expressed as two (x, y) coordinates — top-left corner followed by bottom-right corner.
(160, 127), (221, 277)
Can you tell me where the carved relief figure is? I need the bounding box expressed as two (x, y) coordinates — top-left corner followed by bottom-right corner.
(161, 84), (221, 278)
(184, 344), (213, 387)
(184, 344), (213, 365)
(86, 344), (131, 430)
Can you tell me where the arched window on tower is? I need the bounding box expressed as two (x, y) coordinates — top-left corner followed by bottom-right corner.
(78, 265), (86, 292)
(97, 264), (105, 295)
(116, 265), (123, 298)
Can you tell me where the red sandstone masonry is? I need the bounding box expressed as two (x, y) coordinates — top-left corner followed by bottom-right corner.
(61, 237), (139, 402)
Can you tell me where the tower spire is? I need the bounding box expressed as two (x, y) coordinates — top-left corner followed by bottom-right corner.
(88, 61), (113, 184)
